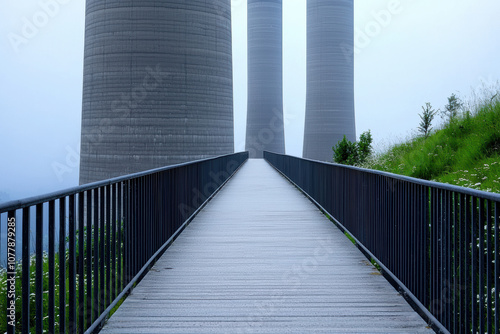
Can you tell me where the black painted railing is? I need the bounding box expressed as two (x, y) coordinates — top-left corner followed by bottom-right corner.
(264, 151), (499, 334)
(0, 152), (248, 334)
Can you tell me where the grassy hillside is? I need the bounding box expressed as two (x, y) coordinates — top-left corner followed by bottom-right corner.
(364, 98), (500, 193)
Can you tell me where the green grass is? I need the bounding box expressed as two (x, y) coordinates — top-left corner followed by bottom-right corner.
(1, 252), (65, 333)
(0, 226), (126, 333)
(344, 231), (356, 245)
(364, 99), (500, 193)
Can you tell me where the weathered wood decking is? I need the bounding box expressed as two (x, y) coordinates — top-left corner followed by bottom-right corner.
(100, 159), (432, 333)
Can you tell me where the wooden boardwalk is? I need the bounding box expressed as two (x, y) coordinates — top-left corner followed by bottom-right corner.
(101, 159), (432, 333)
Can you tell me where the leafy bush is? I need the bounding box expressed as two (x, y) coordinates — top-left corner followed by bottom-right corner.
(333, 130), (373, 166)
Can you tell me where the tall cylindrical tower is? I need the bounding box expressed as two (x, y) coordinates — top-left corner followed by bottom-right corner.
(245, 0), (285, 158)
(79, 1), (234, 184)
(303, 0), (356, 162)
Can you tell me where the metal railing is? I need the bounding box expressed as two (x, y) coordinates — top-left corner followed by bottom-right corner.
(0, 152), (248, 334)
(264, 151), (499, 334)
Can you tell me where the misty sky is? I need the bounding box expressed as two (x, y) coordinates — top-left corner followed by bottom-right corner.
(1, 0), (499, 202)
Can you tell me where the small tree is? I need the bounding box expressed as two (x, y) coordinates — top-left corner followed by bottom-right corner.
(441, 93), (462, 122)
(333, 135), (358, 165)
(358, 130), (373, 162)
(418, 102), (436, 138)
(333, 131), (373, 166)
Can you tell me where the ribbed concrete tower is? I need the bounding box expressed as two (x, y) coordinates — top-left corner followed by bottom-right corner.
(245, 0), (285, 158)
(303, 0), (356, 162)
(79, 1), (234, 184)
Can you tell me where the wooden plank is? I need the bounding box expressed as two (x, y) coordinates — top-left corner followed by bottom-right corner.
(101, 159), (432, 333)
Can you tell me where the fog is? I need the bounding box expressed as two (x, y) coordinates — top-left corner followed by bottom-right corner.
(1, 0), (499, 203)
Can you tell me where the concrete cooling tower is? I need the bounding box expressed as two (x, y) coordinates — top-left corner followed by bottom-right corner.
(303, 0), (356, 162)
(79, 0), (234, 184)
(245, 0), (285, 158)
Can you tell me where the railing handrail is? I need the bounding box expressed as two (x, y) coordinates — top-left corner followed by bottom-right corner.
(0, 153), (243, 213)
(270, 151), (500, 201)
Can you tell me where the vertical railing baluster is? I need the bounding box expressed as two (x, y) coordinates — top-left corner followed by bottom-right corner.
(464, 194), (470, 332)
(471, 196), (478, 332)
(134, 178), (139, 275)
(440, 189), (445, 326)
(153, 174), (157, 255)
(452, 192), (459, 333)
(99, 187), (105, 315)
(152, 175), (156, 260)
(439, 188), (444, 323)
(448, 190), (453, 330)
(397, 181), (402, 282)
(59, 197), (66, 333)
(448, 191), (452, 330)
(392, 180), (397, 274)
(140, 178), (145, 269)
(458, 192), (465, 333)
(129, 180), (134, 283)
(495, 202), (499, 333)
(111, 183), (117, 302)
(431, 188), (437, 315)
(93, 189), (99, 321)
(422, 185), (428, 307)
(410, 183), (415, 294)
(129, 180), (134, 278)
(135, 179), (140, 273)
(128, 180), (134, 279)
(48, 200), (55, 334)
(124, 181), (130, 286)
(86, 190), (93, 329)
(35, 204), (43, 333)
(68, 194), (76, 332)
(145, 176), (149, 263)
(449, 191), (454, 332)
(117, 182), (123, 292)
(414, 184), (419, 301)
(106, 184), (111, 307)
(478, 198), (485, 333)
(22, 207), (30, 333)
(486, 200), (492, 334)
(78, 192), (85, 334)
(143, 177), (147, 267)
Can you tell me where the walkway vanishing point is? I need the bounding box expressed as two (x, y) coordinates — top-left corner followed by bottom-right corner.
(100, 159), (432, 333)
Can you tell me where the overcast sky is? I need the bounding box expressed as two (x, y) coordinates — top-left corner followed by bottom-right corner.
(1, 0), (499, 202)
